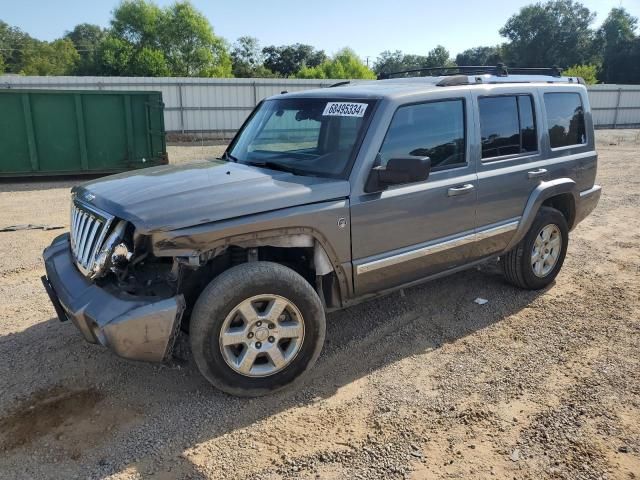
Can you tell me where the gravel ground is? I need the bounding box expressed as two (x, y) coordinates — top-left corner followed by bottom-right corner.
(0, 130), (639, 480)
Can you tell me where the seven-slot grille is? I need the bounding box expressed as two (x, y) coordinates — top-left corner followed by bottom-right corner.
(70, 201), (114, 276)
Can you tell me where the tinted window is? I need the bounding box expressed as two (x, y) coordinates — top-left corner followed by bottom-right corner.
(518, 96), (537, 152)
(479, 95), (538, 159)
(379, 99), (465, 171)
(544, 93), (586, 148)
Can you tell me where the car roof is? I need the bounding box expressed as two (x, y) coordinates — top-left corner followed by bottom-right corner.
(273, 75), (586, 102)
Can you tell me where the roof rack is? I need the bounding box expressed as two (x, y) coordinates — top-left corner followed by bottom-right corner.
(377, 64), (563, 80)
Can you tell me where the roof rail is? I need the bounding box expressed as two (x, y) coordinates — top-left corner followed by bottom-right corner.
(378, 64), (563, 80)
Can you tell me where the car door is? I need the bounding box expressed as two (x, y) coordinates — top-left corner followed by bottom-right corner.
(349, 94), (478, 296)
(472, 89), (550, 259)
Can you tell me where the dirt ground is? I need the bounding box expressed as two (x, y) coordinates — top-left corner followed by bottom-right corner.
(0, 130), (638, 480)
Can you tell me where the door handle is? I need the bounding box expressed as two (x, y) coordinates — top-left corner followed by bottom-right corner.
(447, 184), (475, 197)
(527, 168), (548, 179)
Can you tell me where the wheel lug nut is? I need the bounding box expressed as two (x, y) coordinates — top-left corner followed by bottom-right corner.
(255, 342), (262, 348)
(256, 321), (262, 327)
(268, 336), (275, 343)
(268, 323), (275, 329)
(247, 332), (254, 338)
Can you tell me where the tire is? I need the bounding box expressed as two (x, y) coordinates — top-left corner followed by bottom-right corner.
(190, 261), (326, 397)
(502, 206), (569, 290)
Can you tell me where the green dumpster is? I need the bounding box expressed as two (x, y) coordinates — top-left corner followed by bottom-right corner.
(0, 89), (167, 177)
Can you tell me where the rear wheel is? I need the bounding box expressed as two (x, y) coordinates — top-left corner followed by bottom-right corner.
(190, 261), (325, 397)
(502, 207), (568, 290)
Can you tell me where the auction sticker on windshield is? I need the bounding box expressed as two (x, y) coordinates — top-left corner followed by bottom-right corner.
(323, 102), (368, 117)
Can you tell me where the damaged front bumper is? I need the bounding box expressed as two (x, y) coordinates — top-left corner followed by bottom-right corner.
(42, 234), (184, 362)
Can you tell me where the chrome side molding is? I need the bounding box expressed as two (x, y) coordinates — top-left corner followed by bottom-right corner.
(356, 219), (519, 275)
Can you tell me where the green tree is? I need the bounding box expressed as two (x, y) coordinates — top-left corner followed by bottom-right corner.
(110, 0), (163, 47)
(500, 0), (596, 67)
(455, 46), (503, 66)
(96, 35), (134, 75)
(597, 8), (639, 83)
(0, 20), (36, 73)
(374, 46), (452, 77)
(64, 23), (106, 75)
(297, 48), (375, 79)
(20, 39), (79, 75)
(159, 1), (231, 76)
(374, 50), (418, 77)
(262, 43), (326, 77)
(563, 64), (598, 83)
(425, 45), (452, 67)
(231, 36), (276, 77)
(100, 0), (231, 77)
(129, 46), (170, 76)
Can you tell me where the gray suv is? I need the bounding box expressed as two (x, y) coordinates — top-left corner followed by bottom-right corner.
(42, 67), (601, 396)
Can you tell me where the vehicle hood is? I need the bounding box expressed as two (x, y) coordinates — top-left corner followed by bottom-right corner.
(73, 160), (350, 232)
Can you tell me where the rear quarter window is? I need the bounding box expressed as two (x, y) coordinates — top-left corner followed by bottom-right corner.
(544, 92), (587, 148)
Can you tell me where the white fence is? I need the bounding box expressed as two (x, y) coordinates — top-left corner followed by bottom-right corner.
(588, 84), (640, 129)
(2, 75), (639, 134)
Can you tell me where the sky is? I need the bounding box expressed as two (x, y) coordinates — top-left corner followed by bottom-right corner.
(1, 0), (640, 61)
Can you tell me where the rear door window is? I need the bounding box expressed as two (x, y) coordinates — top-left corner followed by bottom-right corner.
(479, 95), (538, 159)
(544, 92), (586, 148)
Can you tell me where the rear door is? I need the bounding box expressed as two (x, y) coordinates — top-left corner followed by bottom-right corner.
(472, 88), (549, 258)
(472, 86), (590, 260)
(349, 93), (478, 296)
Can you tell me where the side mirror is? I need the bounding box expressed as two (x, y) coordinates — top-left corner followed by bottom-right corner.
(365, 156), (431, 192)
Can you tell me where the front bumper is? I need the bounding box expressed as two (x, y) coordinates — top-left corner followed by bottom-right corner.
(42, 234), (185, 362)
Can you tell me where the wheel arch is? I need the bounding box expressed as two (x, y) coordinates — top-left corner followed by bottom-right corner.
(162, 227), (350, 310)
(505, 178), (578, 252)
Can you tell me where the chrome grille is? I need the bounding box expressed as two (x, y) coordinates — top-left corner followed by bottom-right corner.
(70, 201), (114, 277)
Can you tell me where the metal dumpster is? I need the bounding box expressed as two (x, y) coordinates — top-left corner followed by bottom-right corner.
(0, 89), (167, 177)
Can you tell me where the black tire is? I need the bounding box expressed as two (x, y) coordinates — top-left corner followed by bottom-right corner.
(190, 261), (326, 397)
(502, 206), (569, 290)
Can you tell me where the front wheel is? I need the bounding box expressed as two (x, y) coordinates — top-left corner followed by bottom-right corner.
(502, 206), (569, 290)
(189, 261), (326, 397)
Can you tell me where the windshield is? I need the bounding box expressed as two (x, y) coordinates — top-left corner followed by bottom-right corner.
(227, 97), (376, 178)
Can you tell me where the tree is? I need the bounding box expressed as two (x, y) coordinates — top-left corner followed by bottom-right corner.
(0, 20), (36, 73)
(374, 50), (414, 77)
(64, 23), (106, 75)
(563, 64), (598, 83)
(455, 46), (503, 66)
(159, 2), (231, 76)
(262, 43), (326, 77)
(99, 0), (231, 77)
(373, 46), (452, 77)
(597, 8), (639, 83)
(425, 45), (452, 67)
(500, 0), (596, 67)
(96, 35), (134, 75)
(20, 39), (79, 75)
(231, 36), (275, 77)
(296, 48), (375, 79)
(110, 0), (163, 47)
